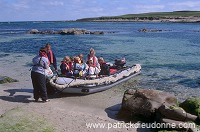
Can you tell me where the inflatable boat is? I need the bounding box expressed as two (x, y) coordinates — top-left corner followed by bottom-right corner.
(49, 64), (141, 94)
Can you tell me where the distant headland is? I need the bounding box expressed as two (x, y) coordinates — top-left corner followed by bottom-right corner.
(76, 11), (200, 23)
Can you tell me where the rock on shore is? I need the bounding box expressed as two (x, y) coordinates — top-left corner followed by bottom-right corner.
(28, 28), (114, 35)
(119, 89), (199, 131)
(120, 89), (178, 120)
(0, 76), (18, 84)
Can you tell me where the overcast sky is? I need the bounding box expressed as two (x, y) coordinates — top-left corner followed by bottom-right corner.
(1, 0), (200, 21)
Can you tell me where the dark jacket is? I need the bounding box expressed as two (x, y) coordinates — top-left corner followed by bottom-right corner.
(60, 62), (73, 77)
(99, 63), (110, 76)
(60, 63), (68, 75)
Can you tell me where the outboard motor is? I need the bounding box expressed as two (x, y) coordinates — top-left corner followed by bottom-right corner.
(115, 57), (126, 69)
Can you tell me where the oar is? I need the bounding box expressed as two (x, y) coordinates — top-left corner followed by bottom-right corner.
(53, 76), (76, 95)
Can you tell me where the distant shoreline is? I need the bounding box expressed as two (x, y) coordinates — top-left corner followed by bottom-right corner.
(76, 11), (200, 23)
(76, 16), (200, 23)
(1, 17), (200, 23)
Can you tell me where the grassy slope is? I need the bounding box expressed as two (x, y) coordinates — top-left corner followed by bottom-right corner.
(77, 11), (200, 21)
(0, 108), (56, 132)
(118, 11), (200, 18)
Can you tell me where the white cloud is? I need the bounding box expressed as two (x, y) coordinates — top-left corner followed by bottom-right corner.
(154, 0), (160, 2)
(170, 1), (200, 7)
(134, 4), (165, 13)
(49, 1), (64, 6)
(40, 0), (64, 7)
(12, 0), (30, 10)
(116, 7), (127, 11)
(166, 1), (200, 11)
(136, 5), (165, 10)
(1, 0), (200, 21)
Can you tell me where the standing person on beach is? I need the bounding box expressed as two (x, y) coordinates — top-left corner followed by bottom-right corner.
(31, 47), (49, 102)
(45, 43), (57, 72)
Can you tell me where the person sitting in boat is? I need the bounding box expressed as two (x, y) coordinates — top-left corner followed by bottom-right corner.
(85, 60), (100, 79)
(70, 56), (75, 63)
(98, 57), (110, 77)
(60, 56), (73, 77)
(79, 54), (88, 77)
(78, 53), (84, 63)
(87, 48), (100, 67)
(73, 56), (87, 78)
(45, 43), (57, 72)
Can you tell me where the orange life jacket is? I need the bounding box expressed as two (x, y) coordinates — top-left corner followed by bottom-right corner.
(49, 50), (54, 64)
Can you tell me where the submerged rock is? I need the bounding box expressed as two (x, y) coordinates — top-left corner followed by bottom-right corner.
(0, 76), (18, 84)
(28, 29), (39, 34)
(138, 28), (172, 32)
(28, 28), (109, 35)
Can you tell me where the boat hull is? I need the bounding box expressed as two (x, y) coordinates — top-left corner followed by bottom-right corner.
(49, 64), (141, 94)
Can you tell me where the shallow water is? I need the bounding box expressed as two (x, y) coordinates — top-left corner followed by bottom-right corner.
(0, 21), (200, 101)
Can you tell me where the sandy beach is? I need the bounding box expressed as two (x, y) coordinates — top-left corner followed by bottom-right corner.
(0, 53), (150, 132)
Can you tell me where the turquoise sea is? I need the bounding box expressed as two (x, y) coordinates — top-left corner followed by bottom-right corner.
(0, 21), (200, 99)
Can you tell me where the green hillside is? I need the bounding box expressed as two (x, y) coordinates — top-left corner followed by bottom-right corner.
(77, 11), (200, 21)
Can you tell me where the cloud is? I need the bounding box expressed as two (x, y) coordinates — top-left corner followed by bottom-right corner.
(154, 0), (160, 2)
(48, 1), (64, 6)
(170, 1), (200, 8)
(133, 4), (165, 14)
(12, 0), (30, 10)
(167, 1), (200, 11)
(136, 5), (165, 10)
(1, 0), (200, 21)
(116, 7), (127, 11)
